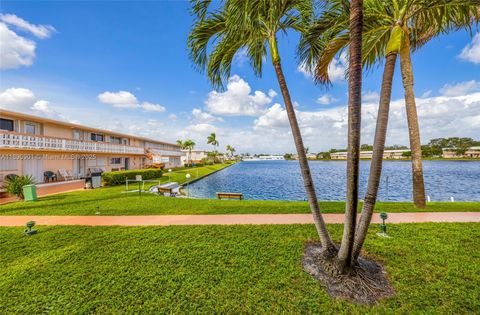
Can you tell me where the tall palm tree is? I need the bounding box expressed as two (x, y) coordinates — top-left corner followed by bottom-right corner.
(336, 0), (363, 272)
(226, 145), (236, 157)
(207, 133), (219, 152)
(301, 0), (479, 209)
(188, 0), (335, 251)
(184, 139), (196, 165)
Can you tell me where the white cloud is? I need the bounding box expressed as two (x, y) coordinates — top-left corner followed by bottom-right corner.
(32, 100), (55, 115)
(0, 87), (36, 109)
(268, 89), (277, 98)
(328, 51), (348, 82)
(362, 91), (380, 102)
(205, 75), (274, 116)
(251, 91), (480, 152)
(421, 90), (432, 98)
(316, 94), (337, 105)
(0, 14), (55, 39)
(439, 80), (479, 97)
(297, 62), (309, 77)
(140, 102), (166, 113)
(0, 87), (66, 120)
(98, 91), (138, 108)
(0, 23), (36, 70)
(297, 51), (347, 83)
(254, 103), (290, 129)
(169, 114), (178, 121)
(98, 90), (166, 112)
(0, 14), (54, 70)
(192, 108), (223, 123)
(459, 33), (480, 64)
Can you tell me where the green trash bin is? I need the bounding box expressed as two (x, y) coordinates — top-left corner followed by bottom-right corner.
(23, 184), (37, 201)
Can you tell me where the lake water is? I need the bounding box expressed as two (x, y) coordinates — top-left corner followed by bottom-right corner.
(187, 160), (480, 201)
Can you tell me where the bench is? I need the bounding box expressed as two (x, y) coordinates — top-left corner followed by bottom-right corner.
(158, 182), (179, 197)
(216, 192), (243, 200)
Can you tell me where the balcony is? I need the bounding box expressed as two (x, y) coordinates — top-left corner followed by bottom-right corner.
(149, 148), (184, 157)
(0, 131), (145, 155)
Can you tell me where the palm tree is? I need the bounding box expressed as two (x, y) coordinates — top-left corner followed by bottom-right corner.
(188, 0), (335, 251)
(207, 133), (219, 151)
(301, 0), (480, 209)
(226, 145), (236, 158)
(301, 0), (479, 261)
(184, 139), (196, 165)
(335, 0), (364, 272)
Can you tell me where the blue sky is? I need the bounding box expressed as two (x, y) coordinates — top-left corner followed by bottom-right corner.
(1, 1), (479, 153)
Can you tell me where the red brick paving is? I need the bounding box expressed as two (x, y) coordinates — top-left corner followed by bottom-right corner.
(0, 212), (478, 227)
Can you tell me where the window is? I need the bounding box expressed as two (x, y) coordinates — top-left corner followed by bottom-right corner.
(90, 133), (104, 142)
(73, 130), (83, 140)
(0, 118), (14, 131)
(110, 136), (121, 144)
(110, 157), (121, 164)
(25, 122), (37, 134)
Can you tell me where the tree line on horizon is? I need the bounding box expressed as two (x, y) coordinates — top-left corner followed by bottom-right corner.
(187, 0), (479, 303)
(310, 137), (480, 158)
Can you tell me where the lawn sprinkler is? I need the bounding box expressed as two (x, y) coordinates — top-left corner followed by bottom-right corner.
(377, 212), (390, 238)
(24, 221), (38, 236)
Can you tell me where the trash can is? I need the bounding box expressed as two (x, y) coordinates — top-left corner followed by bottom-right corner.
(23, 184), (37, 201)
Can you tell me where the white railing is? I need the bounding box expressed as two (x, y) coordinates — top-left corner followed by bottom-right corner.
(150, 148), (184, 157)
(0, 132), (145, 154)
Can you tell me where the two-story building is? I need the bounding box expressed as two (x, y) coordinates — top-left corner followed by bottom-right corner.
(181, 149), (211, 165)
(330, 149), (410, 160)
(0, 109), (182, 183)
(442, 147), (480, 158)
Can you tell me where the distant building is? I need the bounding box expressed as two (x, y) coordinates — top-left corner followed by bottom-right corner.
(243, 155), (285, 161)
(306, 153), (317, 160)
(181, 149), (210, 165)
(442, 147), (480, 158)
(330, 149), (410, 160)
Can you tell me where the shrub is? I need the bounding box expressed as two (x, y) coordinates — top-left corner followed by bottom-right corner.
(4, 175), (35, 200)
(102, 169), (163, 186)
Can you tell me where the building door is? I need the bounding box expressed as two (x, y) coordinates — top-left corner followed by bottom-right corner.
(23, 159), (43, 183)
(73, 158), (86, 178)
(124, 158), (130, 170)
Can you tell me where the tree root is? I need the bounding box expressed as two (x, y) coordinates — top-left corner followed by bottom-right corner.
(302, 242), (395, 305)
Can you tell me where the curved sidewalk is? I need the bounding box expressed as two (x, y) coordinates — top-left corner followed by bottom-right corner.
(0, 212), (479, 226)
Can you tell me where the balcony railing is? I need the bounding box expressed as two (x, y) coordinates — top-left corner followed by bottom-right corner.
(0, 132), (145, 155)
(149, 148), (184, 157)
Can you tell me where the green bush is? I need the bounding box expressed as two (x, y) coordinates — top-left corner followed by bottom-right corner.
(102, 169), (163, 186)
(3, 175), (35, 200)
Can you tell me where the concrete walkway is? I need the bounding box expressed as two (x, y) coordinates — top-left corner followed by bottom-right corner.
(0, 212), (479, 227)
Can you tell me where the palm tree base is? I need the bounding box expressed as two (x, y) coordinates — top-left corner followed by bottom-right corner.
(302, 242), (395, 305)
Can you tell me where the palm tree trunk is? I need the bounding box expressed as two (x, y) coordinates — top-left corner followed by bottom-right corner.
(270, 37), (334, 251)
(352, 52), (397, 260)
(399, 35), (426, 208)
(337, 0), (363, 272)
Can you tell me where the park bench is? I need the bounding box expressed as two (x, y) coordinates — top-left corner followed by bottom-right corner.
(158, 182), (180, 197)
(216, 192), (243, 200)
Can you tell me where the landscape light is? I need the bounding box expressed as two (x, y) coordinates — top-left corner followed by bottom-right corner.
(24, 221), (37, 236)
(380, 212), (388, 234)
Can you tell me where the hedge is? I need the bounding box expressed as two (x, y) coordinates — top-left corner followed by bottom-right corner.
(102, 169), (163, 186)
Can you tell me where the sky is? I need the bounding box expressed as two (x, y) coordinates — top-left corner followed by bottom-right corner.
(0, 1), (479, 154)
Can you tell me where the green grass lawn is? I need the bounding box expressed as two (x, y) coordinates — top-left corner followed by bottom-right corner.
(1, 162), (479, 215)
(1, 223), (478, 313)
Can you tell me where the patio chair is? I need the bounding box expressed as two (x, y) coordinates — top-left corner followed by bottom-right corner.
(58, 169), (74, 181)
(44, 171), (57, 182)
(66, 169), (77, 179)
